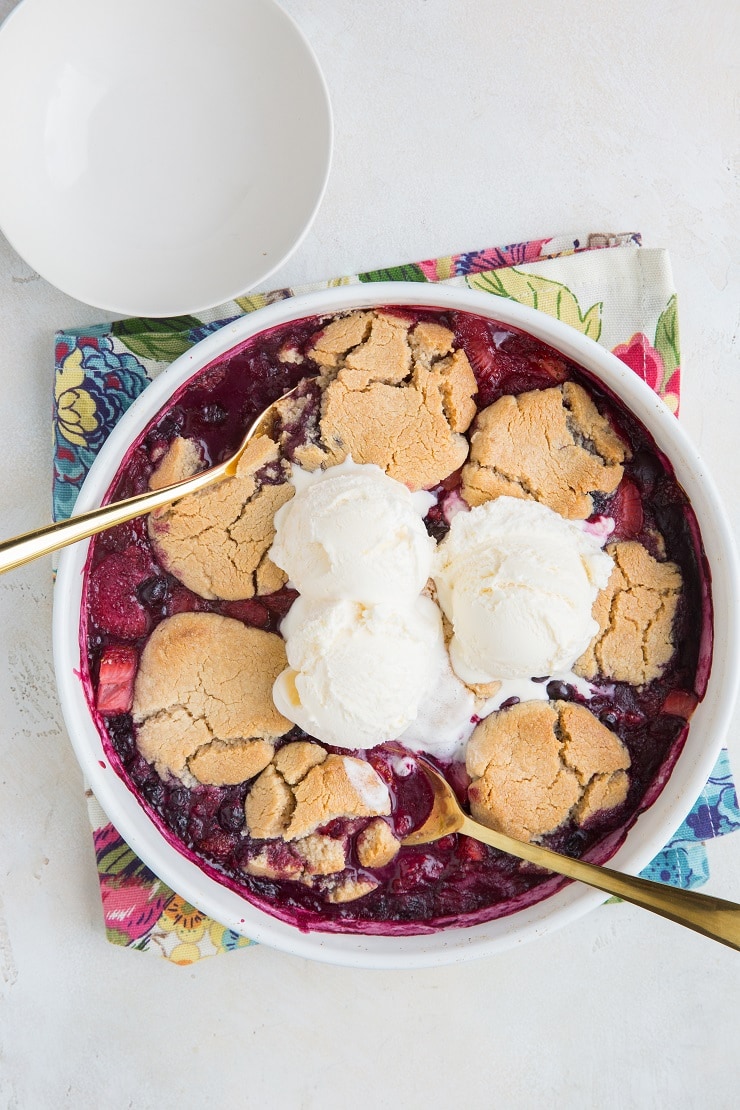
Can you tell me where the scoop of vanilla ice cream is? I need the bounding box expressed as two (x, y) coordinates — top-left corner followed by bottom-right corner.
(273, 595), (443, 749)
(433, 497), (614, 684)
(270, 461), (435, 604)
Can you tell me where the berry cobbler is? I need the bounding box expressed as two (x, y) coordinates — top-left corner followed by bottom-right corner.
(83, 307), (711, 935)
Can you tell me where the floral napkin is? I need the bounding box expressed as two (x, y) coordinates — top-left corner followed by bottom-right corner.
(53, 231), (740, 964)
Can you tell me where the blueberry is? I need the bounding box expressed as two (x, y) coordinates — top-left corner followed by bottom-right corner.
(218, 800), (246, 833)
(155, 409), (184, 438)
(499, 696), (520, 710)
(188, 814), (206, 844)
(142, 776), (165, 808)
(165, 808), (189, 841)
(167, 787), (191, 813)
(129, 755), (153, 787)
(200, 402), (227, 425)
(106, 714), (136, 763)
(546, 680), (571, 701)
(137, 575), (170, 607)
(629, 449), (663, 490)
(563, 829), (588, 857)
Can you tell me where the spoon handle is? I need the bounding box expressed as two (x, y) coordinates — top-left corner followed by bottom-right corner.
(0, 464), (225, 575)
(460, 815), (740, 952)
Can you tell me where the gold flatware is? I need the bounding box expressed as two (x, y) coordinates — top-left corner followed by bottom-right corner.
(0, 379), (310, 575)
(404, 759), (740, 952)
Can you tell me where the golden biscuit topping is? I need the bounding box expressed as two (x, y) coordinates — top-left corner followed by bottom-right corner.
(132, 613), (291, 784)
(466, 700), (630, 841)
(575, 540), (683, 684)
(242, 743), (390, 901)
(243, 849), (304, 881)
(187, 738), (275, 787)
(244, 764), (296, 839)
(242, 833), (348, 881)
(309, 312), (374, 368)
(244, 745), (390, 842)
(287, 755), (391, 839)
(293, 834), (348, 876)
(148, 434), (293, 600)
(301, 310), (478, 490)
(273, 740), (329, 785)
(356, 818), (401, 869)
(461, 382), (629, 518)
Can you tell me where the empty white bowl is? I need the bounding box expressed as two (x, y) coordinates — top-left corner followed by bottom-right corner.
(0, 0), (332, 316)
(53, 283), (739, 967)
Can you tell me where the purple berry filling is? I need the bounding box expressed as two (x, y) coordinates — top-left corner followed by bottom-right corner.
(81, 308), (712, 935)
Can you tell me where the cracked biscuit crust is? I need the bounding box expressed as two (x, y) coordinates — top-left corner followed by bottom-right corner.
(245, 744), (391, 842)
(466, 700), (631, 841)
(575, 540), (683, 685)
(461, 382), (629, 519)
(243, 833), (348, 881)
(308, 311), (478, 490)
(132, 613), (291, 785)
(356, 818), (401, 869)
(243, 743), (390, 902)
(147, 434), (294, 600)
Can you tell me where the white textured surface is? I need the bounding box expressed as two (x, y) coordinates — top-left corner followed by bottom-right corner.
(0, 0), (739, 1105)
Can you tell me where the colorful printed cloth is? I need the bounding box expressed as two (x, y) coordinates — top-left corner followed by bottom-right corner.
(53, 231), (740, 963)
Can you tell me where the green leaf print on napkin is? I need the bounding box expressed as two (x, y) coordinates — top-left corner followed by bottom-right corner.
(111, 316), (202, 361)
(98, 838), (155, 881)
(358, 262), (427, 283)
(466, 268), (602, 340)
(654, 294), (680, 374)
(234, 293), (270, 314)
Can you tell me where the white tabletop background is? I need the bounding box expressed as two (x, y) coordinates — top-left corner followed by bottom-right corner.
(1, 1), (739, 1106)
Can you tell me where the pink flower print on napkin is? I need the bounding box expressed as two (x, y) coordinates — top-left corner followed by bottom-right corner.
(612, 332), (664, 390)
(612, 332), (680, 415)
(95, 822), (174, 946)
(612, 295), (681, 414)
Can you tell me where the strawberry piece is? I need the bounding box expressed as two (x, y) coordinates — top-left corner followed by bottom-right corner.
(439, 465), (463, 492)
(168, 585), (210, 616)
(445, 760), (472, 806)
(96, 515), (148, 555)
(458, 836), (487, 863)
(537, 356), (569, 383)
(198, 829), (237, 861)
(661, 690), (699, 719)
(89, 547), (155, 638)
(262, 588), (299, 618)
(456, 315), (499, 389)
(96, 646), (138, 714)
(456, 316), (569, 406)
(610, 479), (644, 539)
(220, 598), (270, 627)
(390, 851), (445, 893)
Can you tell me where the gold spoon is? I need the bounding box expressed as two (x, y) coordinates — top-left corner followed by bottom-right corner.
(0, 379), (311, 575)
(404, 759), (740, 952)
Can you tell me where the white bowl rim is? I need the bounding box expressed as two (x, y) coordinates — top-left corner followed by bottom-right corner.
(53, 282), (740, 968)
(0, 0), (333, 317)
